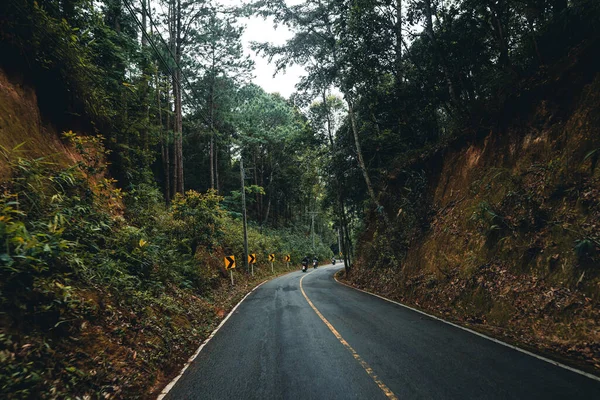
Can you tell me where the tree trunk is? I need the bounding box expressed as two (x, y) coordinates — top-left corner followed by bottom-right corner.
(253, 151), (259, 218)
(209, 135), (214, 190)
(262, 166), (275, 226)
(166, 79), (174, 200)
(171, 0), (184, 195)
(209, 76), (215, 190)
(323, 90), (335, 149)
(260, 156), (265, 221)
(395, 0), (403, 138)
(487, 3), (510, 69)
(263, 195), (272, 227)
(215, 141), (219, 193)
(339, 197), (352, 275)
(141, 0), (150, 153)
(157, 68), (170, 204)
(423, 0), (459, 107)
(141, 0), (147, 47)
(394, 0), (403, 85)
(346, 96), (390, 226)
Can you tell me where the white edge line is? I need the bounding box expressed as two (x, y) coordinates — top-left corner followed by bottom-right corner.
(333, 270), (600, 383)
(157, 279), (270, 399)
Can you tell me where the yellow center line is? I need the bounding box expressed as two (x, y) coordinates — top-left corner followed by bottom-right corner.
(299, 273), (398, 400)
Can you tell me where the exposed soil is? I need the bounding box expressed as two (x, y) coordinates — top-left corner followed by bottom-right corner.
(346, 63), (600, 375)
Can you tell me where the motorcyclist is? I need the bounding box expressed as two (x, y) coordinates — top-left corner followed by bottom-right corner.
(312, 256), (318, 269)
(301, 255), (309, 272)
(331, 256), (336, 265)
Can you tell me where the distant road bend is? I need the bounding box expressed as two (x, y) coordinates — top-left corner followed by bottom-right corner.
(162, 265), (600, 399)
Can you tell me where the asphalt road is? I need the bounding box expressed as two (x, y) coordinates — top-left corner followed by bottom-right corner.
(163, 265), (600, 399)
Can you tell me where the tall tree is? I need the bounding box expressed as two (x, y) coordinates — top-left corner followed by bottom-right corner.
(192, 5), (253, 193)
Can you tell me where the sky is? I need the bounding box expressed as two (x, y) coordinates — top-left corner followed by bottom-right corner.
(215, 0), (306, 98)
(241, 15), (306, 98)
(148, 0), (304, 97)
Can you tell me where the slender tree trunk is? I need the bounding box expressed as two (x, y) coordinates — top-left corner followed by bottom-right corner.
(209, 76), (215, 190)
(141, 0), (150, 153)
(423, 0), (459, 107)
(339, 197), (352, 275)
(346, 96), (390, 225)
(262, 167), (275, 226)
(215, 142), (219, 193)
(395, 0), (403, 137)
(171, 0), (184, 195)
(260, 156), (265, 221)
(141, 0), (147, 47)
(323, 93), (352, 273)
(395, 0), (403, 85)
(166, 79), (174, 200)
(253, 151), (259, 218)
(157, 68), (170, 204)
(172, 76), (181, 197)
(485, 1), (510, 70)
(209, 44), (218, 191)
(209, 136), (214, 189)
(323, 90), (335, 148)
(263, 196), (272, 227)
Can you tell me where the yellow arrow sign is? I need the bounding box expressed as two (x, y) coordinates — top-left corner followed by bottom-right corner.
(268, 253), (275, 262)
(248, 254), (256, 264)
(224, 255), (236, 270)
(284, 255), (290, 262)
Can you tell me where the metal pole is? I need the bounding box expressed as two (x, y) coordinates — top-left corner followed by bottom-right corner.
(230, 269), (234, 285)
(240, 157), (250, 275)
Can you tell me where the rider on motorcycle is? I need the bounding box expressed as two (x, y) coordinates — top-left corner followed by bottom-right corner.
(312, 256), (318, 269)
(301, 255), (309, 272)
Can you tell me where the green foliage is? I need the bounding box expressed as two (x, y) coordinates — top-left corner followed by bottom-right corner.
(169, 190), (225, 254)
(0, 132), (335, 396)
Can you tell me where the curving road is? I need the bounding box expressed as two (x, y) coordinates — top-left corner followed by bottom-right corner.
(162, 265), (600, 399)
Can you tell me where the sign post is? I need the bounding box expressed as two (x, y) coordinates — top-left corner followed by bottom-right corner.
(224, 255), (236, 285)
(268, 254), (275, 273)
(248, 253), (256, 276)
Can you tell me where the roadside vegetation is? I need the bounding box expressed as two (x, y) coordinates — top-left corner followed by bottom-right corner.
(0, 136), (330, 398)
(1, 0), (600, 396)
(0, 1), (333, 397)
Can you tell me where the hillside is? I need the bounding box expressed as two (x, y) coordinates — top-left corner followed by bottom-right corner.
(0, 66), (332, 398)
(346, 42), (600, 373)
(0, 68), (77, 180)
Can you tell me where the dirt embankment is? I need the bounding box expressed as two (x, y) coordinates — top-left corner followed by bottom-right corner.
(347, 61), (600, 373)
(0, 68), (80, 180)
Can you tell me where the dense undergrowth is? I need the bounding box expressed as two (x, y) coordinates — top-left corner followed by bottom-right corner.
(0, 134), (331, 398)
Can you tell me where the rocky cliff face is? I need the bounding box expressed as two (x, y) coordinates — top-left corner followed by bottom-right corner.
(348, 50), (600, 373)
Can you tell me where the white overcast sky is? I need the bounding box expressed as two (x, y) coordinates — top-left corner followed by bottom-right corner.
(241, 16), (305, 98)
(218, 0), (306, 98)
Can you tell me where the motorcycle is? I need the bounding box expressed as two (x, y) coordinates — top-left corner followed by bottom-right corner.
(313, 260), (318, 269)
(301, 262), (308, 272)
(331, 258), (336, 265)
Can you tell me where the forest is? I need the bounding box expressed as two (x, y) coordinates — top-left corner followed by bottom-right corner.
(1, 0), (600, 398)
